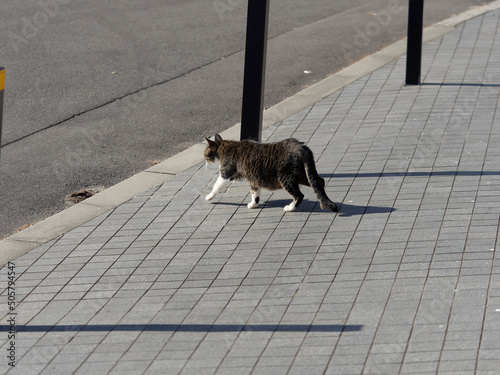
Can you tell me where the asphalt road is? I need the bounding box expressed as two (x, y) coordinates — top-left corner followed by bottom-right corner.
(0, 0), (494, 238)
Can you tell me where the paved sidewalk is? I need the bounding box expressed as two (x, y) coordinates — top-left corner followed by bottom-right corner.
(2, 8), (500, 375)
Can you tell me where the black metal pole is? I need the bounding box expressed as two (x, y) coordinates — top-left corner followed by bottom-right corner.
(406, 0), (424, 85)
(240, 0), (270, 141)
(0, 68), (4, 161)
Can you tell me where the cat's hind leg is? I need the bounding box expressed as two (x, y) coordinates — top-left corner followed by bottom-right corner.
(247, 186), (261, 209)
(281, 180), (304, 212)
(206, 174), (231, 201)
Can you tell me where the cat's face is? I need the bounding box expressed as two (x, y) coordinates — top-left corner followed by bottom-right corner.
(204, 137), (218, 163)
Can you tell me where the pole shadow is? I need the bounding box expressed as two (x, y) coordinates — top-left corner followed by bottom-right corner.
(421, 82), (500, 87)
(322, 171), (499, 179)
(0, 323), (363, 333)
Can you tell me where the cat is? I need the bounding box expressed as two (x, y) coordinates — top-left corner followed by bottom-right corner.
(203, 134), (338, 212)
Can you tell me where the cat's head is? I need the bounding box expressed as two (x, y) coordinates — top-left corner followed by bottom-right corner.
(204, 134), (223, 163)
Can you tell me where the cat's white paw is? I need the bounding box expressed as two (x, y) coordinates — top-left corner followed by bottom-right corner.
(206, 193), (216, 201)
(283, 203), (296, 212)
(247, 201), (259, 209)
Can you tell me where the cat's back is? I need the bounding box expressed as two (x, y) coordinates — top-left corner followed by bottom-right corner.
(254, 138), (303, 152)
(217, 138), (305, 162)
(267, 138), (305, 158)
(245, 139), (307, 171)
(275, 138), (304, 150)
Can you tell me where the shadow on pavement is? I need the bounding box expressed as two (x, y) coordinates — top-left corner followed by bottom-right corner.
(0, 324), (363, 333)
(212, 199), (395, 216)
(337, 203), (395, 217)
(323, 171), (499, 179)
(421, 82), (500, 87)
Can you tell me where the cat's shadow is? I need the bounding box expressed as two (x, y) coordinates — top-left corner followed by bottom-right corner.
(214, 199), (395, 216)
(335, 203), (395, 217)
(265, 200), (394, 216)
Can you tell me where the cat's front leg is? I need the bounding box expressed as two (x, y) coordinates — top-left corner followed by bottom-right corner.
(247, 187), (261, 209)
(206, 174), (231, 201)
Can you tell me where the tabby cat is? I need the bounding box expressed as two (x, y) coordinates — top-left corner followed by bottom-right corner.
(204, 134), (338, 212)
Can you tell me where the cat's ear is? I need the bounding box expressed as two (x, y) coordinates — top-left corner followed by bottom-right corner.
(204, 137), (215, 147)
(215, 134), (223, 142)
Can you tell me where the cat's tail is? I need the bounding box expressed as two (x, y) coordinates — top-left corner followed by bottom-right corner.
(303, 148), (338, 212)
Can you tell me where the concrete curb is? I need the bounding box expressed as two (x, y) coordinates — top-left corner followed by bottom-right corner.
(2, 1), (500, 266)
